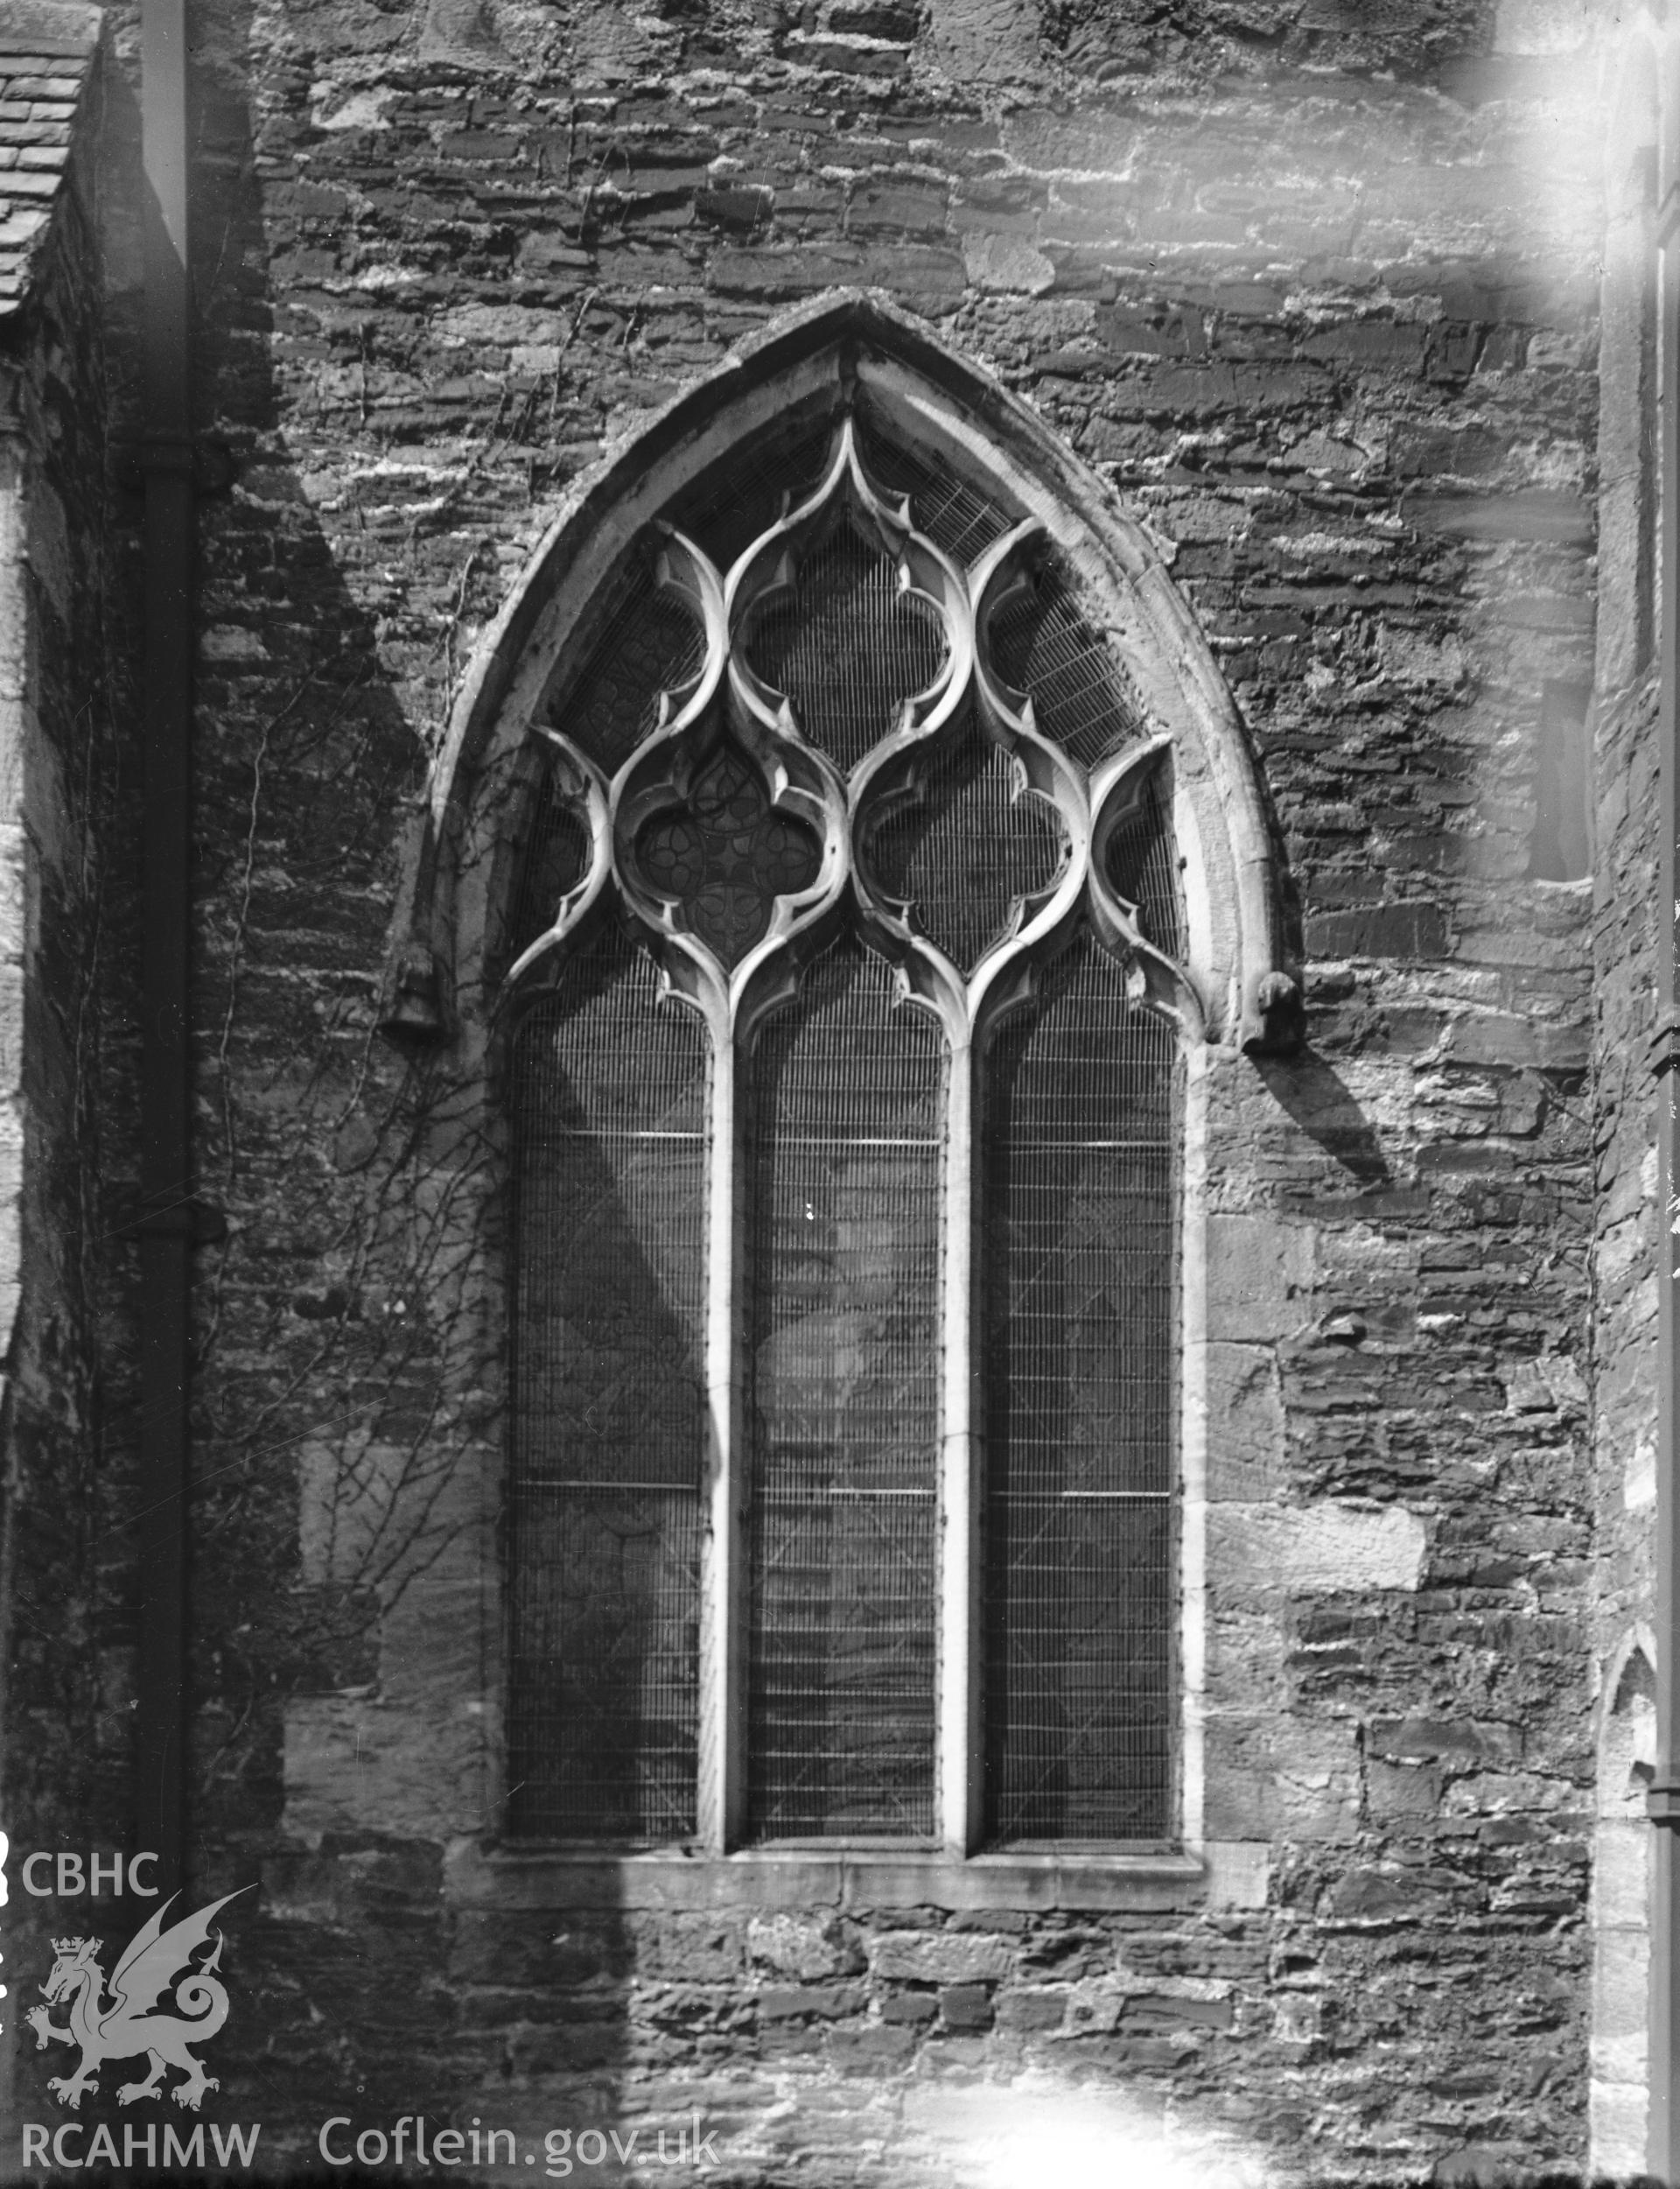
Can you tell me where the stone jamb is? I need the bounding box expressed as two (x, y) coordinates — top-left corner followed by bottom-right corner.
(1590, 17), (1670, 2178)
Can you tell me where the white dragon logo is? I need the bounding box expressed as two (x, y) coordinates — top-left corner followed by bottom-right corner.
(24, 1888), (249, 2112)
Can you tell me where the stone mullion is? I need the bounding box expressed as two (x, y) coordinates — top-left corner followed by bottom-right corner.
(957, 546), (1111, 1851)
(937, 1022), (983, 1854)
(696, 1006), (745, 1852)
(922, 570), (985, 1857)
(727, 420), (973, 1847)
(587, 528), (751, 1851)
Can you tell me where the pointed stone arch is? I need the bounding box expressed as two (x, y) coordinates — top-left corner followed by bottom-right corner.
(381, 291), (1295, 1059)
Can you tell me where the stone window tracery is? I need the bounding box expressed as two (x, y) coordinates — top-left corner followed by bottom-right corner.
(502, 409), (1199, 1855)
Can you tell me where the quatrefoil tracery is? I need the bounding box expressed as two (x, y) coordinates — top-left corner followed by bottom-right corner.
(508, 418), (1200, 1041)
(635, 739), (823, 972)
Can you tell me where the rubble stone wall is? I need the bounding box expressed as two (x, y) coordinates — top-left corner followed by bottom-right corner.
(10, 3), (1625, 2183)
(0, 3), (125, 2147)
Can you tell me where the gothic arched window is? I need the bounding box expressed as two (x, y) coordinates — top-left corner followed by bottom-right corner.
(500, 402), (1200, 1853)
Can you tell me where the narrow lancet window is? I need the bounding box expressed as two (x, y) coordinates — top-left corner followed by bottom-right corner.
(982, 937), (1179, 1842)
(746, 940), (947, 1839)
(508, 924), (708, 1841)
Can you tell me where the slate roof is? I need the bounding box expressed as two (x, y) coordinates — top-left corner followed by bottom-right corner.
(0, 10), (100, 323)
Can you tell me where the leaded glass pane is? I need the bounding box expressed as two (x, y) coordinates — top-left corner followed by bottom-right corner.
(745, 940), (945, 1839)
(990, 561), (1144, 769)
(982, 934), (1179, 1842)
(508, 923), (707, 1841)
(550, 567), (705, 773)
(745, 515), (948, 773)
(634, 737), (821, 969)
(1107, 763), (1186, 960)
(862, 705), (1068, 974)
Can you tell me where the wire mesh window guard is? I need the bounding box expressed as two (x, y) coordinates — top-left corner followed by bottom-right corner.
(746, 514), (950, 775)
(983, 937), (1179, 1842)
(637, 736), (822, 971)
(506, 408), (1194, 1849)
(508, 923), (708, 1842)
(746, 939), (946, 1839)
(862, 704), (1068, 976)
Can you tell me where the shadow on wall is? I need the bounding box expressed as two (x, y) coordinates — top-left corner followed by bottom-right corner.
(26, 4), (1605, 2184)
(1250, 1049), (1393, 1190)
(1, 0), (643, 2171)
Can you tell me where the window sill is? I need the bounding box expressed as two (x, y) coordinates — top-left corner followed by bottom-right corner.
(444, 1840), (1268, 1912)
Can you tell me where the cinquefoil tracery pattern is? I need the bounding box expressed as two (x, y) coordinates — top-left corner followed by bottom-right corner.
(507, 415), (1196, 1849)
